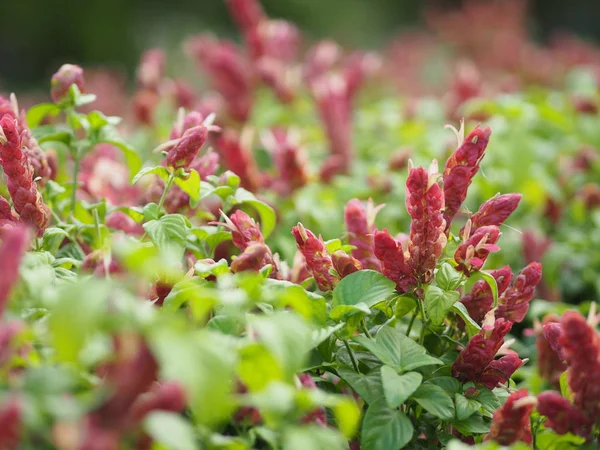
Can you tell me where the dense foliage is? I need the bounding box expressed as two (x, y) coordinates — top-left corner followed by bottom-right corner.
(1, 0), (600, 448)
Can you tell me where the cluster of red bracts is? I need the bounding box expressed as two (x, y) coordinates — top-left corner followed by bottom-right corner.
(0, 99), (52, 237)
(485, 389), (535, 445)
(292, 223), (361, 292)
(52, 334), (187, 450)
(534, 310), (600, 440)
(452, 312), (524, 389)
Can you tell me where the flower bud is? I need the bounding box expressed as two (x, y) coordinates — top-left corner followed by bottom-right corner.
(344, 198), (383, 270)
(496, 262), (542, 323)
(136, 49), (165, 91)
(443, 125), (491, 229)
(454, 225), (501, 276)
(51, 64), (85, 103)
(292, 223), (339, 292)
(537, 391), (591, 437)
(0, 226), (30, 317)
(460, 265), (512, 324)
(331, 250), (362, 278)
(221, 210), (264, 251)
(536, 315), (566, 387)
(166, 124), (213, 170)
(373, 229), (414, 293)
(485, 389), (534, 445)
(225, 0), (265, 33)
(215, 129), (262, 191)
(464, 193), (521, 233)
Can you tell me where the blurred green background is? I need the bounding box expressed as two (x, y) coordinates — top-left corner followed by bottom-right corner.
(2, 0), (600, 91)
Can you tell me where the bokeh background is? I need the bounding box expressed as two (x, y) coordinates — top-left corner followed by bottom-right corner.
(2, 0), (600, 91)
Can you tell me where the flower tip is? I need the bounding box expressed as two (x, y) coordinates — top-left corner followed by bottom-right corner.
(9, 93), (18, 116)
(512, 395), (538, 409)
(587, 302), (598, 327)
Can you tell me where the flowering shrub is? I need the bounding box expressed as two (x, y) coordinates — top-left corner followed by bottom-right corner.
(1, 0), (600, 449)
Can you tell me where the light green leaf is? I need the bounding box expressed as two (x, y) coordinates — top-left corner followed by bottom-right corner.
(330, 302), (371, 320)
(144, 411), (198, 450)
(132, 165), (169, 185)
(412, 384), (455, 420)
(425, 285), (460, 326)
(452, 414), (490, 435)
(474, 270), (499, 308)
(354, 326), (443, 371)
(332, 270), (396, 308)
(436, 262), (464, 291)
(233, 188), (276, 238)
(175, 169), (201, 202)
(451, 302), (481, 337)
(27, 103), (62, 128)
(380, 366), (422, 408)
(41, 228), (69, 255)
(283, 426), (347, 450)
(361, 400), (413, 450)
(143, 214), (190, 259)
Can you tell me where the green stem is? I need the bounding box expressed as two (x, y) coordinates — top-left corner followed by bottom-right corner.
(93, 209), (102, 247)
(70, 152), (80, 213)
(360, 319), (372, 339)
(406, 306), (418, 337)
(418, 300), (427, 345)
(157, 171), (176, 212)
(343, 340), (359, 373)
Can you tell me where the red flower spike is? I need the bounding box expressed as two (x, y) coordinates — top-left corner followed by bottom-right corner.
(497, 262), (542, 323)
(304, 40), (342, 85)
(292, 223), (339, 292)
(406, 163), (447, 285)
(443, 125), (492, 230)
(460, 265), (513, 324)
(373, 229), (414, 293)
(343, 51), (381, 100)
(90, 334), (158, 429)
(537, 315), (567, 387)
(485, 389), (535, 445)
(231, 242), (271, 274)
(344, 198), (383, 271)
(225, 0), (265, 34)
(454, 225), (501, 276)
(186, 36), (253, 122)
(51, 64), (85, 103)
(262, 128), (309, 195)
(0, 116), (51, 236)
(298, 373), (327, 426)
(221, 210), (264, 251)
(136, 49), (166, 92)
(559, 311), (600, 419)
(166, 118), (218, 170)
(462, 193), (522, 234)
(312, 74), (353, 176)
(0, 226), (31, 317)
(331, 250), (362, 278)
(0, 397), (21, 449)
(478, 353), (524, 389)
(452, 312), (514, 385)
(215, 129), (262, 191)
(537, 391), (592, 438)
(128, 381), (187, 426)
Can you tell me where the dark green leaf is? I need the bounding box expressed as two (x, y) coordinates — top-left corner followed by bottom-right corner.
(412, 384), (455, 420)
(380, 366), (422, 408)
(455, 393), (481, 421)
(425, 285), (460, 326)
(332, 270), (396, 308)
(337, 367), (383, 405)
(436, 262), (464, 291)
(361, 400), (413, 450)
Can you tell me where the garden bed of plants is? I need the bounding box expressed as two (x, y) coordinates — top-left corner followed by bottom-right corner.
(1, 0), (600, 448)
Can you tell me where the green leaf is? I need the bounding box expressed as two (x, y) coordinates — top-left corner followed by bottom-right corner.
(332, 270), (396, 308)
(427, 377), (461, 396)
(330, 302), (371, 320)
(452, 414), (490, 436)
(425, 286), (460, 326)
(337, 367), (383, 405)
(411, 384), (455, 420)
(474, 388), (501, 417)
(536, 431), (586, 450)
(361, 400), (413, 450)
(283, 426), (347, 450)
(233, 188), (276, 238)
(144, 411), (198, 450)
(451, 302), (481, 337)
(354, 326), (443, 371)
(27, 103), (62, 128)
(394, 294), (417, 319)
(132, 165), (169, 185)
(560, 371), (573, 402)
(41, 228), (69, 255)
(100, 137), (143, 181)
(436, 262), (464, 291)
(49, 280), (110, 363)
(476, 270), (499, 308)
(175, 169), (201, 202)
(380, 366), (422, 408)
(143, 214), (190, 259)
(455, 393), (481, 421)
